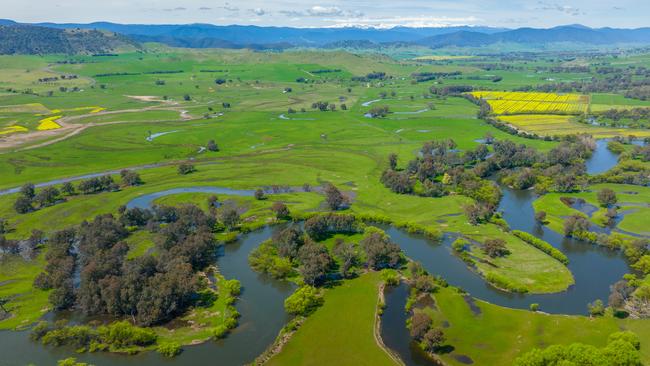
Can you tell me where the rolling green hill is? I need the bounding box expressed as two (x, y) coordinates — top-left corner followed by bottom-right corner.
(0, 25), (139, 55)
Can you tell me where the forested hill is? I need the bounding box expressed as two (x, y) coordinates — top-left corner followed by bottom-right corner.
(0, 25), (140, 55)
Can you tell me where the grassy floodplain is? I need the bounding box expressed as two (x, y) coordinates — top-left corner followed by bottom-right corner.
(266, 272), (395, 366)
(423, 286), (650, 366)
(1, 46), (650, 365)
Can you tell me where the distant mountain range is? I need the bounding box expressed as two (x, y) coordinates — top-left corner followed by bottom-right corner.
(0, 19), (504, 47)
(417, 25), (650, 48)
(0, 19), (649, 54)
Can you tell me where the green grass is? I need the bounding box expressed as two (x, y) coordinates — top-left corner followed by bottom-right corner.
(125, 230), (156, 259)
(267, 272), (396, 366)
(425, 286), (650, 366)
(591, 93), (650, 111)
(462, 227), (574, 293)
(0, 254), (50, 330)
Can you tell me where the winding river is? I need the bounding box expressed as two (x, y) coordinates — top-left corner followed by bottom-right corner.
(0, 140), (637, 365)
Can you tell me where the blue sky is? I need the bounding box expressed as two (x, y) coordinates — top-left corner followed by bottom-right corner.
(6, 1), (649, 28)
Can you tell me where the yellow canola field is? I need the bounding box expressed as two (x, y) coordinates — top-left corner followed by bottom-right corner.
(37, 106), (105, 116)
(498, 114), (650, 138)
(470, 91), (589, 115)
(37, 116), (62, 131)
(0, 125), (29, 135)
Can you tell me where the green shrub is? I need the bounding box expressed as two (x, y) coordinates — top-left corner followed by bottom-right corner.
(98, 321), (157, 348)
(396, 221), (442, 240)
(222, 279), (242, 296)
(514, 331), (642, 366)
(632, 255), (650, 275)
(452, 238), (469, 252)
(284, 286), (323, 316)
(213, 324), (229, 339)
(57, 358), (92, 366)
(157, 342), (182, 358)
(529, 303), (540, 311)
(41, 325), (95, 348)
(485, 273), (528, 293)
(381, 269), (400, 286)
(609, 331), (641, 350)
(248, 241), (296, 279)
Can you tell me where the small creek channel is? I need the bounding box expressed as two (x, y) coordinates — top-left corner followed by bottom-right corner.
(0, 139), (638, 365)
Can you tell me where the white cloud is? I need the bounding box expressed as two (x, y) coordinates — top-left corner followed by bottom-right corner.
(325, 15), (480, 29)
(249, 8), (267, 16)
(307, 6), (343, 16)
(222, 3), (239, 12)
(279, 6), (364, 18)
(163, 7), (187, 12)
(536, 2), (582, 16)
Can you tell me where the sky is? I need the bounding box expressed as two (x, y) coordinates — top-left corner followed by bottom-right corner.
(5, 1), (649, 29)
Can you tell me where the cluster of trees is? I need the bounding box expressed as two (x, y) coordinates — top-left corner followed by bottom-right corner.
(38, 75), (78, 83)
(499, 136), (596, 194)
(249, 224), (332, 285)
(178, 163), (196, 175)
(351, 72), (388, 82)
(592, 159), (650, 186)
(271, 202), (290, 219)
(33, 204), (225, 326)
(250, 216), (402, 285)
(311, 101), (337, 112)
(304, 213), (360, 241)
(360, 227), (402, 270)
(411, 71), (461, 83)
(14, 183), (61, 214)
(15, 171), (144, 214)
(596, 107), (650, 127)
(429, 85), (473, 96)
(563, 214), (592, 237)
(77, 175), (119, 194)
(632, 144), (650, 162)
(323, 183), (348, 210)
(33, 229), (77, 310)
(514, 331), (642, 366)
(207, 140), (219, 152)
(381, 139), (501, 225)
(474, 63), (523, 71)
(310, 68), (342, 74)
(382, 136), (599, 227)
(467, 75), (503, 82)
(481, 238), (509, 258)
(367, 105), (390, 118)
(535, 65), (591, 73)
(626, 86), (650, 101)
(409, 312), (446, 353)
(408, 261), (445, 293)
(608, 259), (650, 319)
